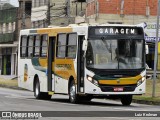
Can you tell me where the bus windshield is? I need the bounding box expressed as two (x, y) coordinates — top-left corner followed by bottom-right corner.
(86, 39), (144, 69)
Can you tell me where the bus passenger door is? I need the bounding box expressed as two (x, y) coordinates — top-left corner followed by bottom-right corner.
(77, 35), (85, 93)
(48, 37), (55, 92)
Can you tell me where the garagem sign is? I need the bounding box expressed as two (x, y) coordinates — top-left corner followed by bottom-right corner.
(95, 27), (136, 35)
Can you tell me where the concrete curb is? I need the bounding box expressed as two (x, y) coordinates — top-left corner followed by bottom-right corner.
(133, 99), (160, 105)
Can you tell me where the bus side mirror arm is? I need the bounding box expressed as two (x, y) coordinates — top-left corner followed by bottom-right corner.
(82, 39), (88, 57)
(82, 39), (88, 51)
(145, 44), (149, 54)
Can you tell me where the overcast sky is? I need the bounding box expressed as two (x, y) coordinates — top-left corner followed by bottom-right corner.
(10, 0), (19, 7)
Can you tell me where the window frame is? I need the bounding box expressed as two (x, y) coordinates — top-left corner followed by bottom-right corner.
(33, 35), (41, 57)
(56, 33), (67, 58)
(20, 35), (28, 58)
(56, 32), (77, 59)
(40, 34), (48, 58)
(66, 33), (77, 59)
(27, 35), (35, 58)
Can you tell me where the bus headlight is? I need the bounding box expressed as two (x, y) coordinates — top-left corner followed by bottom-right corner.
(137, 77), (145, 86)
(87, 75), (93, 81)
(87, 75), (99, 86)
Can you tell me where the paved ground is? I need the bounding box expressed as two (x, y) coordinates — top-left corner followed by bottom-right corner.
(0, 75), (160, 105)
(0, 87), (159, 120)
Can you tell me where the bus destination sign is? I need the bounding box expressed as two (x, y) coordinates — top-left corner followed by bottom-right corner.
(93, 27), (140, 36)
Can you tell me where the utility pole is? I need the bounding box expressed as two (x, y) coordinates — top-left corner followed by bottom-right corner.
(22, 1), (25, 29)
(47, 0), (50, 26)
(152, 0), (160, 97)
(66, 0), (70, 24)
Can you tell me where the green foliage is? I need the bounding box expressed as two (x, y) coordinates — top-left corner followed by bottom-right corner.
(0, 8), (17, 23)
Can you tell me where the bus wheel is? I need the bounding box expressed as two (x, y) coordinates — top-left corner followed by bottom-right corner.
(120, 95), (132, 106)
(69, 81), (79, 103)
(34, 80), (42, 99)
(82, 95), (92, 102)
(34, 79), (52, 100)
(41, 93), (52, 100)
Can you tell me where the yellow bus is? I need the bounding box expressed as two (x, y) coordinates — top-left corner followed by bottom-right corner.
(18, 24), (146, 105)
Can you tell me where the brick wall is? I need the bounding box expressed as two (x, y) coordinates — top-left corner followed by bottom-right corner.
(87, 0), (157, 16)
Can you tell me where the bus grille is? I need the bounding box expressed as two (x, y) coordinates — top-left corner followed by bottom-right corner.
(100, 84), (137, 92)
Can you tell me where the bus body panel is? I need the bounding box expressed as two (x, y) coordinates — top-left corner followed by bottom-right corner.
(84, 69), (146, 95)
(84, 79), (145, 95)
(18, 58), (48, 92)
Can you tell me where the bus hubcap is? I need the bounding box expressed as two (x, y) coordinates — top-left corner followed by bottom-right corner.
(70, 85), (75, 101)
(35, 83), (39, 96)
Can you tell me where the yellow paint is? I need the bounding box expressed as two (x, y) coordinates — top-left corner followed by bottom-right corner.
(24, 64), (28, 82)
(158, 55), (160, 70)
(48, 91), (54, 95)
(37, 27), (72, 36)
(99, 75), (142, 85)
(54, 59), (77, 81)
(39, 58), (47, 67)
(158, 42), (160, 70)
(158, 42), (160, 54)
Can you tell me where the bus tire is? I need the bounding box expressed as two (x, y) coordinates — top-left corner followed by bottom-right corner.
(82, 95), (92, 102)
(85, 96), (92, 101)
(34, 78), (51, 100)
(34, 79), (42, 99)
(42, 93), (52, 100)
(69, 80), (79, 103)
(120, 95), (132, 106)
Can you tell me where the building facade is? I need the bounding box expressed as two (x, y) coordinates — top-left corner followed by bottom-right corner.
(31, 0), (48, 28)
(0, 7), (18, 75)
(0, 0), (32, 75)
(0, 0), (10, 7)
(31, 0), (86, 27)
(18, 0), (32, 30)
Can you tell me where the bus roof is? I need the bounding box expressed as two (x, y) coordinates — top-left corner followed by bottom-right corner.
(20, 23), (142, 36)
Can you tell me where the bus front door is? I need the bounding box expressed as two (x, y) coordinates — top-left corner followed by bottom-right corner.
(48, 37), (55, 92)
(77, 36), (85, 93)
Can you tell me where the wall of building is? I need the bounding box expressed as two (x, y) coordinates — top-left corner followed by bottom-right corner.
(31, 0), (48, 28)
(0, 7), (18, 75)
(86, 0), (157, 24)
(97, 0), (157, 16)
(0, 0), (32, 75)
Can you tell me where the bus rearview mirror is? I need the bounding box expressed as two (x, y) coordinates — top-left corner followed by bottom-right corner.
(82, 40), (88, 51)
(145, 44), (149, 54)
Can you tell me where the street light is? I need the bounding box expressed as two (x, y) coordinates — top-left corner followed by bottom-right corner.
(152, 0), (160, 97)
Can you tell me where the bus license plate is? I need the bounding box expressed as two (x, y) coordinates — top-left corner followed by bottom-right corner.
(114, 87), (123, 92)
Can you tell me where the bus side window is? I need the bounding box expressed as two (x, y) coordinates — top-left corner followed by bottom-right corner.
(20, 36), (28, 57)
(40, 35), (48, 57)
(28, 35), (34, 57)
(56, 34), (67, 58)
(34, 35), (40, 57)
(67, 33), (77, 58)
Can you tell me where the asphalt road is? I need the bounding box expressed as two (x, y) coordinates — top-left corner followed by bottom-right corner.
(0, 87), (160, 120)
